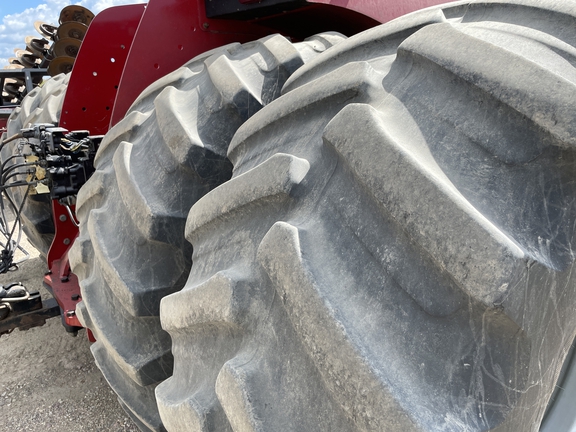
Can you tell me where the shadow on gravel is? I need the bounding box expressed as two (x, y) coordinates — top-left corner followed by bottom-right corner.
(0, 256), (139, 431)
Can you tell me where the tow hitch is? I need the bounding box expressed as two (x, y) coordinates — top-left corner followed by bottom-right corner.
(0, 283), (59, 336)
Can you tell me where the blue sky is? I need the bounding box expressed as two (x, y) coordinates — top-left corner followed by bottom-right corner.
(0, 1), (46, 17)
(0, 0), (146, 66)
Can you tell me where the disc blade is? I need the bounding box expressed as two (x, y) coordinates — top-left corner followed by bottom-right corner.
(53, 38), (81, 58)
(15, 49), (40, 67)
(57, 21), (88, 41)
(47, 56), (74, 76)
(59, 6), (95, 26)
(25, 35), (49, 56)
(34, 21), (58, 40)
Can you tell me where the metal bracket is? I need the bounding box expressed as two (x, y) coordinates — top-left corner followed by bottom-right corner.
(0, 295), (60, 336)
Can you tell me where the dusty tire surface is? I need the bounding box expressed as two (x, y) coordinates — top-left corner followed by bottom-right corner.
(68, 33), (346, 431)
(2, 73), (69, 256)
(159, 1), (576, 431)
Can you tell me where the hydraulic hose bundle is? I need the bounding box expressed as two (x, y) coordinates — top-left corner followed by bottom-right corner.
(0, 124), (100, 333)
(0, 132), (31, 273)
(0, 125), (100, 273)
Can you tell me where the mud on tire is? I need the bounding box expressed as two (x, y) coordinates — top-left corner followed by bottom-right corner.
(68, 33), (346, 431)
(159, 2), (576, 431)
(2, 73), (69, 256)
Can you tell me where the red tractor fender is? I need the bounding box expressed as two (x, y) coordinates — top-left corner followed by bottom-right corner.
(60, 0), (451, 135)
(59, 4), (145, 134)
(110, 0), (275, 127)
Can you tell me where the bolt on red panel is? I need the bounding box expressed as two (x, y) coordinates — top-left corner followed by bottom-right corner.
(110, 0), (271, 127)
(59, 4), (145, 135)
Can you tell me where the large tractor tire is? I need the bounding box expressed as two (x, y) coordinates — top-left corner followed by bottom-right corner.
(158, 1), (576, 431)
(2, 73), (69, 256)
(68, 33), (346, 431)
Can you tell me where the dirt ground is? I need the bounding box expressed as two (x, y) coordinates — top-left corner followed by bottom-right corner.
(0, 233), (139, 431)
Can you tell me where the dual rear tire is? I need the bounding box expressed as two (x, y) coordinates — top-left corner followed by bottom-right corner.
(68, 33), (347, 430)
(65, 1), (576, 430)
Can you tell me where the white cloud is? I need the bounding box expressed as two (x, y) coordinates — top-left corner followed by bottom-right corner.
(0, 0), (145, 66)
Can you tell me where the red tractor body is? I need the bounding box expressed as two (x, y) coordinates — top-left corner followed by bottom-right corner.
(63, 0), (449, 135)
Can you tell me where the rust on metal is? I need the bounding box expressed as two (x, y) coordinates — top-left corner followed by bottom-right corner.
(0, 296), (60, 335)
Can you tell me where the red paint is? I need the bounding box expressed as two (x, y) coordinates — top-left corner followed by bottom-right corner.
(110, 0), (271, 126)
(111, 0), (448, 126)
(43, 200), (81, 328)
(43, 256), (82, 328)
(62, 0), (450, 130)
(46, 200), (78, 270)
(59, 4), (145, 134)
(309, 0), (451, 23)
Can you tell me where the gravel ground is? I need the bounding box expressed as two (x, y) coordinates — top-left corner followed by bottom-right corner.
(0, 228), (139, 431)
